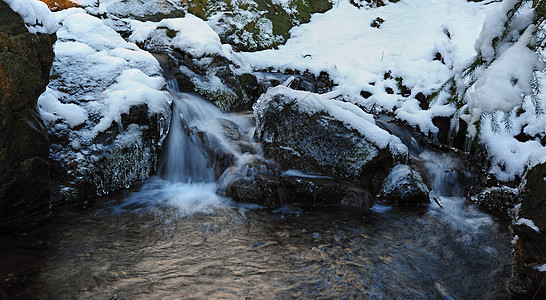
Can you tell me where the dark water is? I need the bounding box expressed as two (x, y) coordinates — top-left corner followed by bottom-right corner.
(1, 193), (512, 299)
(0, 89), (513, 299)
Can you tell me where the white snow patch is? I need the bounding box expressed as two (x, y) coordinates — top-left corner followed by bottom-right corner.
(515, 218), (540, 232)
(536, 263), (546, 272)
(4, 0), (59, 34)
(38, 88), (87, 128)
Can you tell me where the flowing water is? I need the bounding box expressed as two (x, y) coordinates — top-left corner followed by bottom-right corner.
(0, 88), (513, 299)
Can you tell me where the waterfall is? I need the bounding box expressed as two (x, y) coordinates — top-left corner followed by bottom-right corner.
(119, 76), (259, 214)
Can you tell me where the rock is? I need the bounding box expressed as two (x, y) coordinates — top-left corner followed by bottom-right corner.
(225, 170), (374, 209)
(133, 17), (259, 111)
(509, 162), (546, 299)
(380, 164), (430, 206)
(254, 85), (407, 194)
(470, 186), (519, 220)
(282, 171), (374, 208)
(39, 11), (171, 206)
(186, 0), (333, 52)
(0, 1), (56, 228)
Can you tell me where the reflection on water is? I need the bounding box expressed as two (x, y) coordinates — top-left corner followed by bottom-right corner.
(1, 193), (512, 299)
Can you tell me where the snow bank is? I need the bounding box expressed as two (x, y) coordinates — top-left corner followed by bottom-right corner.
(468, 26), (545, 133)
(243, 0), (490, 130)
(5, 0), (59, 34)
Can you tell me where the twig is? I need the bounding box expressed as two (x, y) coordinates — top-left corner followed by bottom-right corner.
(433, 196), (443, 208)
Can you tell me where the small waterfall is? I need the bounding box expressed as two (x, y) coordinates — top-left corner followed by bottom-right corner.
(120, 75), (260, 214)
(158, 93), (218, 183)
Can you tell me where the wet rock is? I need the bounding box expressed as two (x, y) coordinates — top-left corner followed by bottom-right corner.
(470, 186), (519, 220)
(380, 164), (429, 206)
(282, 172), (374, 209)
(254, 85), (407, 194)
(509, 162), (546, 299)
(226, 170), (374, 209)
(135, 19), (259, 111)
(0, 1), (56, 228)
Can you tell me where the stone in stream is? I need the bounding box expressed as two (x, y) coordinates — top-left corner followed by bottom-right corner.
(379, 164), (430, 206)
(253, 84), (407, 196)
(0, 1), (56, 228)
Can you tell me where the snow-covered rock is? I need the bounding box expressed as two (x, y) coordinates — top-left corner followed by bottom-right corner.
(130, 15), (259, 111)
(380, 164), (429, 206)
(39, 9), (171, 204)
(254, 84), (407, 192)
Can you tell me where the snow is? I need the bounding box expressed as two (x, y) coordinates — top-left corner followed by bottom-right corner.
(4, 0), (59, 34)
(468, 26), (545, 134)
(130, 14), (249, 67)
(515, 218), (540, 232)
(536, 263), (546, 272)
(243, 0), (490, 133)
(38, 88), (87, 128)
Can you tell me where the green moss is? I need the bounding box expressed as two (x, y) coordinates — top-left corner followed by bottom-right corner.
(166, 29), (177, 38)
(187, 0), (208, 19)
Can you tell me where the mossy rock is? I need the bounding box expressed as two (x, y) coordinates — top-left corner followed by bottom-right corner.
(185, 0), (333, 51)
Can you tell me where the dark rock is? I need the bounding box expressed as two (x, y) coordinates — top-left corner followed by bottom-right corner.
(416, 92), (428, 110)
(470, 186), (519, 220)
(371, 17), (385, 28)
(282, 173), (374, 209)
(0, 2), (56, 228)
(509, 162), (546, 299)
(360, 90), (373, 99)
(432, 116), (468, 151)
(254, 86), (406, 194)
(227, 175), (288, 208)
(379, 164), (430, 206)
(226, 170), (374, 209)
(255, 71), (334, 94)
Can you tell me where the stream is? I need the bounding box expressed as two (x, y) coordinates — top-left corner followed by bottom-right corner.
(0, 85), (513, 299)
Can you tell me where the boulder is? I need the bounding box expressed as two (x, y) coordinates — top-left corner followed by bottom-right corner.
(225, 170), (374, 209)
(253, 85), (407, 193)
(39, 10), (171, 205)
(0, 1), (56, 228)
(509, 161), (546, 299)
(379, 164), (430, 206)
(470, 186), (519, 220)
(131, 15), (259, 111)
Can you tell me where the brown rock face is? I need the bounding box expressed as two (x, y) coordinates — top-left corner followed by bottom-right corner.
(0, 1), (56, 229)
